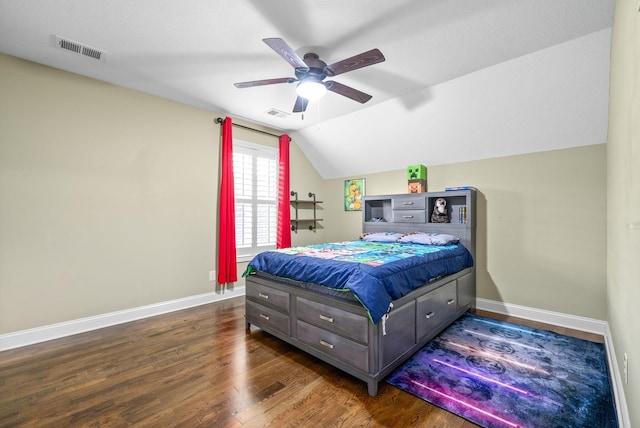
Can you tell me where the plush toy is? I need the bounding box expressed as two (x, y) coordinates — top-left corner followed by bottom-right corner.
(431, 198), (449, 223)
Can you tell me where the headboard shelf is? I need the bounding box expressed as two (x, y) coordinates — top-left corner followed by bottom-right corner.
(362, 189), (476, 260)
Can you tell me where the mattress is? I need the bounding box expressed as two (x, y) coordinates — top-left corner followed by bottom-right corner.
(244, 240), (474, 324)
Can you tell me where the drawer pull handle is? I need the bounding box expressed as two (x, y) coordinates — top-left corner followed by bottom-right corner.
(320, 340), (334, 349)
(259, 313), (270, 321)
(258, 293), (269, 300)
(403, 215), (414, 219)
(319, 314), (334, 323)
(447, 299), (456, 305)
(402, 201), (414, 205)
(425, 312), (435, 319)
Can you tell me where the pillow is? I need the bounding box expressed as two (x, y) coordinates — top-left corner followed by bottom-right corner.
(398, 232), (460, 245)
(360, 232), (405, 242)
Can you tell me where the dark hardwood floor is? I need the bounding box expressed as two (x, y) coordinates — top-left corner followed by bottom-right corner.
(0, 297), (603, 427)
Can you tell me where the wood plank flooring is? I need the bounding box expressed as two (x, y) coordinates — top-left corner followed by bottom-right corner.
(0, 298), (603, 427)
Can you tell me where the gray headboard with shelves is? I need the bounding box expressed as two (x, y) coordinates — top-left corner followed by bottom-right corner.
(362, 189), (476, 261)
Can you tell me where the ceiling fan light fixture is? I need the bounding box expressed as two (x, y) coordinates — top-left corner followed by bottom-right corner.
(296, 80), (327, 101)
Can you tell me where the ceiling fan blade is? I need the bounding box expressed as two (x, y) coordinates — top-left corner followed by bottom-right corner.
(263, 38), (309, 70)
(326, 49), (385, 77)
(293, 96), (309, 113)
(325, 81), (372, 104)
(234, 77), (295, 88)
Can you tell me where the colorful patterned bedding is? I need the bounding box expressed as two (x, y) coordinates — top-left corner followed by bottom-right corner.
(244, 241), (474, 324)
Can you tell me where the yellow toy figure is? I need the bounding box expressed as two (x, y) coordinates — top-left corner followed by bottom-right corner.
(353, 188), (362, 210)
(349, 183), (357, 199)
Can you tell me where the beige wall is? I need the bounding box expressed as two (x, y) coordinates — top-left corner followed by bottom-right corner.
(0, 54), (323, 333)
(0, 52), (610, 334)
(607, 1), (640, 424)
(325, 144), (607, 320)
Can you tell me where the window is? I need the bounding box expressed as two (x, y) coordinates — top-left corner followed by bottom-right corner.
(233, 141), (278, 261)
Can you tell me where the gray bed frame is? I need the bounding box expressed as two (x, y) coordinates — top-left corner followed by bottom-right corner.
(245, 190), (476, 395)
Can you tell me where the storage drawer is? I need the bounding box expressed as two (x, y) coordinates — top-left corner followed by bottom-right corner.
(457, 272), (475, 310)
(246, 300), (290, 336)
(297, 320), (369, 372)
(393, 210), (426, 223)
(416, 281), (457, 341)
(246, 282), (290, 313)
(297, 297), (368, 344)
(381, 300), (416, 366)
(392, 196), (426, 210)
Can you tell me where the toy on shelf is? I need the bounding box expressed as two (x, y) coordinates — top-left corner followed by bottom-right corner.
(407, 164), (427, 193)
(408, 180), (426, 193)
(431, 197), (449, 223)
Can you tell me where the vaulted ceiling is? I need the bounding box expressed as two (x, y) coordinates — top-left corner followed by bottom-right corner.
(0, 0), (614, 178)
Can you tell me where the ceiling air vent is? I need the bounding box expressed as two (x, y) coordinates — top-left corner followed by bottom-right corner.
(264, 108), (290, 120)
(54, 36), (106, 61)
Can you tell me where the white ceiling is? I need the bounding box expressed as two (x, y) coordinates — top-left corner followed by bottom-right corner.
(0, 0), (614, 179)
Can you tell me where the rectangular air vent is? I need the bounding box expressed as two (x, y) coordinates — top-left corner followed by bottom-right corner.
(54, 36), (106, 61)
(264, 108), (290, 120)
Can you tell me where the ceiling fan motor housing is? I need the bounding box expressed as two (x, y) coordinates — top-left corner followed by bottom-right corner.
(296, 53), (329, 83)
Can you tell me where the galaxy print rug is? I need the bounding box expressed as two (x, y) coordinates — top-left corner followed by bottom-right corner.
(387, 314), (618, 428)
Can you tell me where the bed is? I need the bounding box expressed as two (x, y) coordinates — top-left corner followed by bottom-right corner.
(244, 190), (476, 396)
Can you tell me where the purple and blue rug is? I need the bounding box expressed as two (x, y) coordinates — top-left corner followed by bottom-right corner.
(387, 314), (617, 428)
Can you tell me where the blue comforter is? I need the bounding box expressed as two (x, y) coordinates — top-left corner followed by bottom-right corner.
(243, 241), (474, 324)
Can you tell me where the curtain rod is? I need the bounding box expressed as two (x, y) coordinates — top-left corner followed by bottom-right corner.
(215, 117), (281, 138)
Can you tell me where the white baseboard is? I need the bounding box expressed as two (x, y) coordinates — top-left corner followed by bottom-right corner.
(476, 297), (630, 427)
(0, 286), (245, 352)
(476, 297), (607, 334)
(604, 323), (632, 428)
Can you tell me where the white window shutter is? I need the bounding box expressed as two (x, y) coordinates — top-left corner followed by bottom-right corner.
(233, 141), (278, 260)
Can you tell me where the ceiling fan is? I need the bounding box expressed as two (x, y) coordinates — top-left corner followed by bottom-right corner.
(234, 38), (385, 113)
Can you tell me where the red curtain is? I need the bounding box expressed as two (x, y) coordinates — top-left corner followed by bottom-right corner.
(277, 134), (291, 248)
(217, 117), (237, 284)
